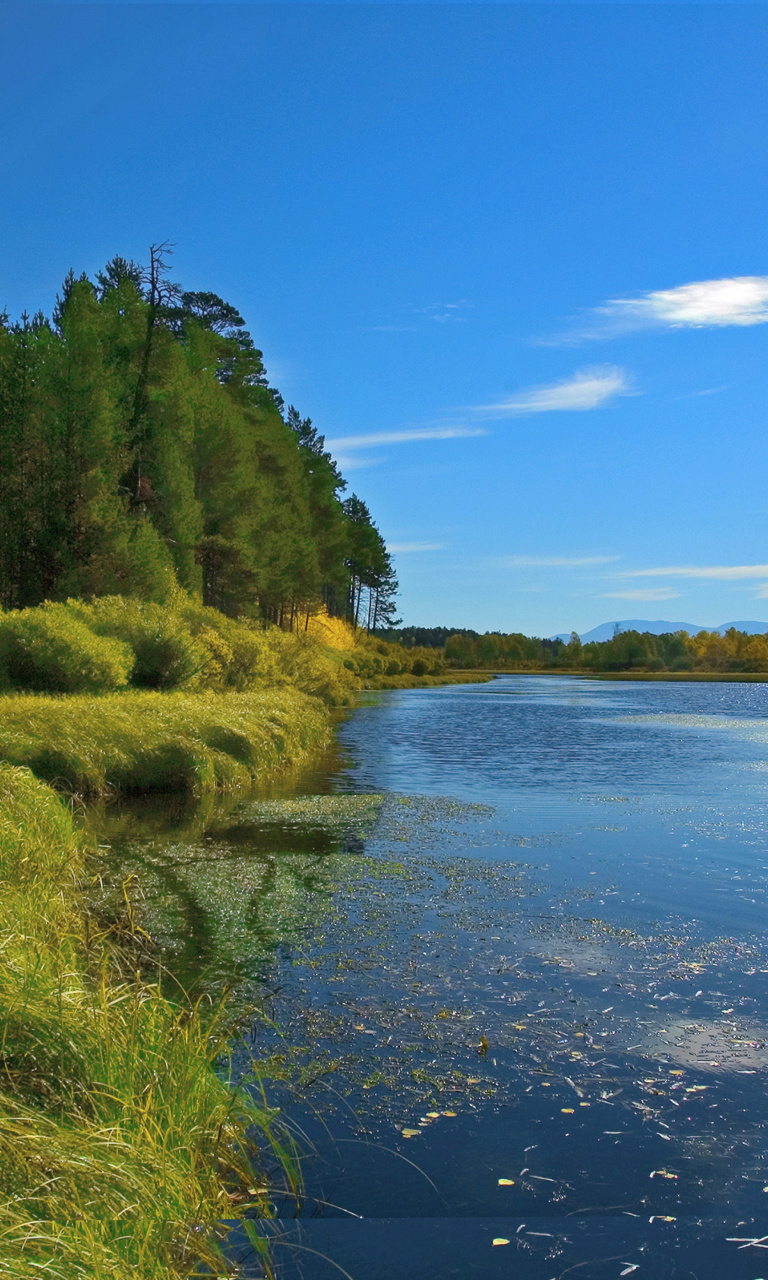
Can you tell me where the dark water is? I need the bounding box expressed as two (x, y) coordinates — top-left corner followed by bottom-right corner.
(96, 677), (768, 1279)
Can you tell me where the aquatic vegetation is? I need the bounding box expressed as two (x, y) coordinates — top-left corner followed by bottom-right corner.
(0, 763), (299, 1278)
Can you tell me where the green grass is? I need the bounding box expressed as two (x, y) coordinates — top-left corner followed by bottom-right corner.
(0, 687), (329, 797)
(0, 763), (298, 1278)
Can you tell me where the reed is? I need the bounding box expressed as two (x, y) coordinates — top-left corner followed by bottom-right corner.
(0, 763), (297, 1277)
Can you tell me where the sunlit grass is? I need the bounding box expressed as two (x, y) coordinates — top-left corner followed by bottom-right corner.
(0, 687), (329, 797)
(0, 764), (299, 1277)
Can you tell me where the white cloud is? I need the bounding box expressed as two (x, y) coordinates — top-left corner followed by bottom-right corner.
(475, 366), (632, 417)
(611, 276), (768, 329)
(504, 555), (620, 568)
(601, 588), (682, 602)
(616, 563), (768, 581)
(389, 542), (445, 553)
(558, 276), (768, 342)
(326, 426), (486, 451)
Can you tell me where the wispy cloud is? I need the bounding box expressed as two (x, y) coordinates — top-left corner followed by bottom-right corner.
(504, 555), (620, 568)
(552, 276), (768, 343)
(601, 588), (681, 602)
(672, 385), (728, 401)
(418, 300), (473, 324)
(369, 323), (418, 333)
(371, 301), (473, 332)
(389, 542), (445, 553)
(332, 454), (382, 472)
(615, 563), (768, 581)
(325, 426), (486, 451)
(474, 366), (633, 417)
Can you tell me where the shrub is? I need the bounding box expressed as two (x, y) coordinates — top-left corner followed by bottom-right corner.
(73, 597), (206, 689)
(180, 602), (275, 689)
(0, 605), (134, 693)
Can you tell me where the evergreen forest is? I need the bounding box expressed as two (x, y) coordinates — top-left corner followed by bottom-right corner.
(0, 245), (398, 630)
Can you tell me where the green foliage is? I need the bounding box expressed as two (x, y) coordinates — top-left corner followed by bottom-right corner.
(0, 604), (134, 693)
(0, 686), (329, 796)
(0, 253), (398, 629)
(73, 595), (206, 689)
(0, 762), (297, 1275)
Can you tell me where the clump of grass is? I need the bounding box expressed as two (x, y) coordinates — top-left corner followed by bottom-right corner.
(0, 686), (329, 797)
(0, 763), (297, 1277)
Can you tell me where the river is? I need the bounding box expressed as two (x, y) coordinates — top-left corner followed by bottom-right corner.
(95, 675), (768, 1279)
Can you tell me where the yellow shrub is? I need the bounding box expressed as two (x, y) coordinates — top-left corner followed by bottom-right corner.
(305, 608), (357, 652)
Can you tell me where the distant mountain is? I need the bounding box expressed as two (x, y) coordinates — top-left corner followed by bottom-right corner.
(551, 619), (768, 644)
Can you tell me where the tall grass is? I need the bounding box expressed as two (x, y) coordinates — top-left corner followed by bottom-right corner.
(0, 687), (329, 797)
(0, 763), (297, 1278)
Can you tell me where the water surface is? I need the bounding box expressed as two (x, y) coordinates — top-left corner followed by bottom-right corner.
(97, 676), (768, 1279)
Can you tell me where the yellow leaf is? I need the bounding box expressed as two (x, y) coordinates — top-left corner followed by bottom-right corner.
(498, 1178), (515, 1186)
(441, 1110), (457, 1117)
(401, 1128), (421, 1138)
(492, 1238), (510, 1246)
(426, 1111), (440, 1118)
(561, 1107), (575, 1114)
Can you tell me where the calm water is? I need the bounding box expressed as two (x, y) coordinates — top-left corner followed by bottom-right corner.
(97, 676), (768, 1279)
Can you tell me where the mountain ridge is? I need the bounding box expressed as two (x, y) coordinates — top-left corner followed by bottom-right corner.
(551, 619), (768, 644)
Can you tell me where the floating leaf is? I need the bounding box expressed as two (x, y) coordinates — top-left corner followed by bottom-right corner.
(401, 1128), (421, 1138)
(425, 1111), (440, 1118)
(479, 1035), (489, 1055)
(561, 1107), (575, 1114)
(441, 1110), (457, 1117)
(492, 1238), (510, 1247)
(620, 1266), (640, 1276)
(498, 1178), (515, 1186)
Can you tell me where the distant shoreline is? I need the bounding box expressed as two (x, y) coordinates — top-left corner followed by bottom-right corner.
(452, 668), (768, 683)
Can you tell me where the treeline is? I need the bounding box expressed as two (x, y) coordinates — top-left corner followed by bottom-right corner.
(0, 245), (398, 628)
(396, 626), (768, 673)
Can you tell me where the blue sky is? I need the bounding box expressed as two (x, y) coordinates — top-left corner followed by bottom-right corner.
(3, 3), (768, 635)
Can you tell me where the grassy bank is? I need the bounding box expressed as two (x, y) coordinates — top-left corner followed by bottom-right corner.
(0, 763), (298, 1278)
(0, 687), (329, 798)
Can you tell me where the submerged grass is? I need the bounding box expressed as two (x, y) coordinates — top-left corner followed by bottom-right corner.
(0, 686), (329, 797)
(0, 763), (298, 1278)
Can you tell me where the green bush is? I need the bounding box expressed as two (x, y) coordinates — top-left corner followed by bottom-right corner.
(180, 601), (273, 689)
(0, 605), (134, 693)
(73, 597), (206, 689)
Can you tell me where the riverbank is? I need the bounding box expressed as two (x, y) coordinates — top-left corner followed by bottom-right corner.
(0, 686), (330, 797)
(0, 762), (301, 1277)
